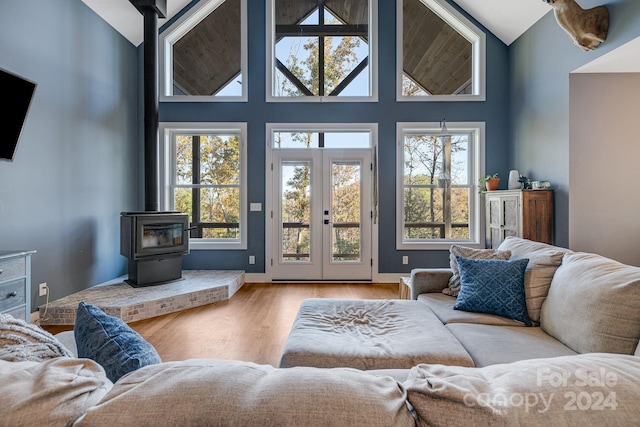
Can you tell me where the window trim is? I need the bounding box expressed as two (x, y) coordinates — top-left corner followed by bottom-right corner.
(265, 0), (378, 103)
(159, 0), (248, 102)
(159, 122), (248, 250)
(396, 0), (486, 102)
(396, 122), (485, 250)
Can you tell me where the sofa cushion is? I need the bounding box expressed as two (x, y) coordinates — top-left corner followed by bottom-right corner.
(0, 358), (112, 426)
(404, 353), (640, 426)
(520, 253), (564, 324)
(446, 323), (577, 367)
(75, 359), (415, 427)
(74, 302), (161, 382)
(497, 237), (568, 324)
(454, 257), (531, 326)
(541, 252), (640, 355)
(417, 293), (525, 327)
(497, 236), (572, 259)
(443, 245), (511, 297)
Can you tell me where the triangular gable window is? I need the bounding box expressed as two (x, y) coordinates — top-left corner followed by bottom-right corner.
(159, 0), (247, 101)
(397, 0), (485, 101)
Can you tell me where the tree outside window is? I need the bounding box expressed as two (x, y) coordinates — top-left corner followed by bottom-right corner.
(270, 0), (375, 99)
(162, 123), (247, 250)
(398, 123), (482, 248)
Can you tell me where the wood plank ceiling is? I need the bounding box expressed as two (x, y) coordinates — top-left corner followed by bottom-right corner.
(172, 0), (241, 96)
(171, 0), (471, 96)
(403, 0), (472, 95)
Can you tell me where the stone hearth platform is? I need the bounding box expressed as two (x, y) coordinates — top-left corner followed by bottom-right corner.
(38, 270), (244, 326)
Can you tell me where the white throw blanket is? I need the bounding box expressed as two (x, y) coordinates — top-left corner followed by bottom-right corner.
(0, 314), (72, 362)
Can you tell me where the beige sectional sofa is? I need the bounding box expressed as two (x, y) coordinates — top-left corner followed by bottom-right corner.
(281, 237), (640, 371)
(2, 236), (640, 426)
(409, 236), (640, 366)
(3, 352), (639, 426)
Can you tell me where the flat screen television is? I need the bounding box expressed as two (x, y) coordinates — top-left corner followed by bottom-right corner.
(1, 68), (37, 161)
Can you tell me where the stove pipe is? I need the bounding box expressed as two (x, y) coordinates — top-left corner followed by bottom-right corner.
(130, 0), (166, 211)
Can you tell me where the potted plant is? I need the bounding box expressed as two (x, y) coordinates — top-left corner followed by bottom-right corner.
(479, 173), (500, 193)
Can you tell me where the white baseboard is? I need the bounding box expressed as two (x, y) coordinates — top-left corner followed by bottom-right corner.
(244, 272), (404, 283)
(244, 273), (270, 283)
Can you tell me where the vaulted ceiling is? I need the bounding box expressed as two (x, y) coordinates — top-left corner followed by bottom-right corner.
(169, 0), (478, 97)
(172, 0), (242, 96)
(79, 1), (640, 79)
(81, 0), (551, 47)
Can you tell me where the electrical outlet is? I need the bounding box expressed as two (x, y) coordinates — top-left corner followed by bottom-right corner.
(249, 255), (255, 265)
(39, 282), (48, 297)
(402, 256), (409, 265)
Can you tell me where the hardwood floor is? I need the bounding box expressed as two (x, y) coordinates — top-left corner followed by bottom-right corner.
(49, 282), (398, 367)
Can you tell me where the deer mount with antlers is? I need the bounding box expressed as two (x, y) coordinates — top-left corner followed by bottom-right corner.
(543, 0), (609, 51)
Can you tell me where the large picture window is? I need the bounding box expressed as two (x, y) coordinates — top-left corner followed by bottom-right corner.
(159, 0), (247, 101)
(397, 122), (484, 249)
(160, 123), (247, 250)
(267, 0), (377, 102)
(397, 0), (485, 101)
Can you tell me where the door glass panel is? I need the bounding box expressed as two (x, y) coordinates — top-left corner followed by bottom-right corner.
(331, 161), (361, 262)
(281, 161), (312, 262)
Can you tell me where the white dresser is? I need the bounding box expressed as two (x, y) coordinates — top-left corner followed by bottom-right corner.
(0, 250), (36, 323)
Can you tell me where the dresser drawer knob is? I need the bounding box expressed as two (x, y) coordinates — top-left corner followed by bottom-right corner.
(7, 291), (17, 298)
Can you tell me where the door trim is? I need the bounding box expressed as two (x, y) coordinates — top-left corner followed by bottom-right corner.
(265, 123), (378, 282)
(269, 148), (372, 281)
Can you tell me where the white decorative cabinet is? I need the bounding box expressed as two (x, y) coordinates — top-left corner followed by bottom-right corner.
(0, 250), (36, 323)
(485, 190), (554, 249)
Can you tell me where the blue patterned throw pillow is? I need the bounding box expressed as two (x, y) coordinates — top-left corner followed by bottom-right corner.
(453, 256), (532, 326)
(74, 302), (161, 382)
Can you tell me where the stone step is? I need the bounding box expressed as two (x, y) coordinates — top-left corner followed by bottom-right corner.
(38, 270), (244, 325)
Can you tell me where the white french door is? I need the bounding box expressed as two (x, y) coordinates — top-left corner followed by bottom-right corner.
(271, 149), (372, 281)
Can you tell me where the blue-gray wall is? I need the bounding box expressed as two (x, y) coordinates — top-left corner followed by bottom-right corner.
(0, 0), (139, 312)
(510, 0), (640, 248)
(163, 0), (512, 274)
(0, 0), (517, 313)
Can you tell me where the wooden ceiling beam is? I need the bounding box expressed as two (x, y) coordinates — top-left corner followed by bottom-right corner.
(275, 24), (368, 37)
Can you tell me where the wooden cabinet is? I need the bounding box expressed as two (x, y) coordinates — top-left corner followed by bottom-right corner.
(485, 190), (554, 249)
(0, 250), (35, 323)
